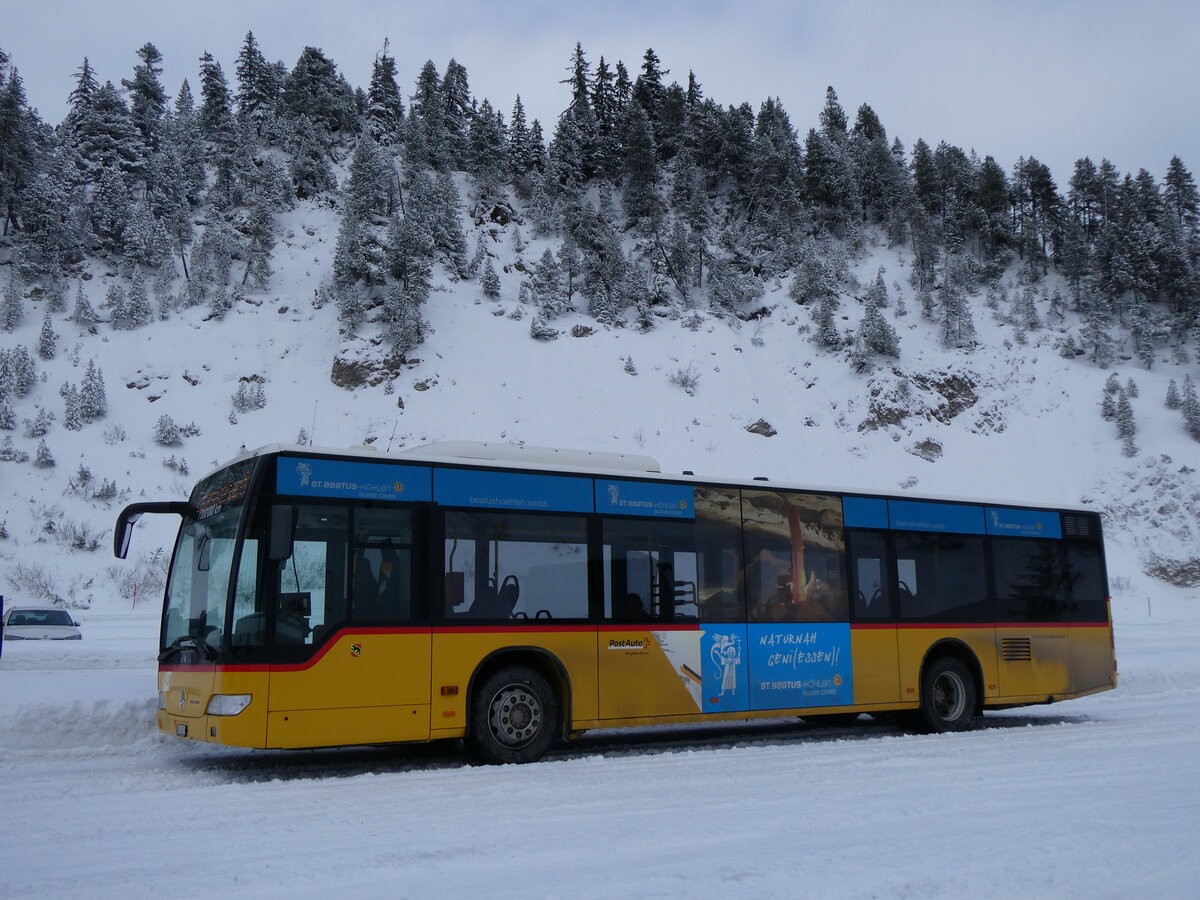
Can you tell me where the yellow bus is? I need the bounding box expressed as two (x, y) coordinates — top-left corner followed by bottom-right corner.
(114, 441), (1116, 763)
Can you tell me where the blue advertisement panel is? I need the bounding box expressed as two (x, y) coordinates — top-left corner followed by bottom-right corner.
(747, 623), (853, 710)
(435, 467), (594, 513)
(596, 479), (695, 519)
(276, 456), (431, 502)
(842, 496), (889, 529)
(700, 626), (750, 713)
(888, 500), (985, 534)
(985, 507), (1062, 539)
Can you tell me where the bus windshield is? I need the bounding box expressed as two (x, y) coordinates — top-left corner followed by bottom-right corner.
(160, 458), (256, 661)
(161, 508), (243, 659)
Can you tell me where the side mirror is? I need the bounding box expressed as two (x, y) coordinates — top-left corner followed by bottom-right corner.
(268, 505), (295, 562)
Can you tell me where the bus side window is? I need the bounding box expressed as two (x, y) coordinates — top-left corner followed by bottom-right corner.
(848, 530), (891, 619)
(602, 518), (696, 622)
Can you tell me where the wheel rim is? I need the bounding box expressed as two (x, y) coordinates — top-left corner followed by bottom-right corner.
(488, 684), (543, 748)
(931, 670), (967, 722)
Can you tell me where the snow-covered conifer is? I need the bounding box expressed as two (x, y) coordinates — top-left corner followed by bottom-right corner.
(1165, 379), (1182, 410)
(7, 346), (36, 398)
(813, 295), (841, 350)
(80, 360), (107, 422)
(105, 284), (130, 330)
(34, 439), (55, 468)
(480, 257), (501, 299)
(127, 268), (152, 328)
(1182, 375), (1200, 442)
(2, 275), (24, 332)
(38, 311), (58, 360)
(62, 384), (82, 431)
(70, 283), (98, 330)
(1115, 390), (1135, 440)
(153, 414), (183, 446)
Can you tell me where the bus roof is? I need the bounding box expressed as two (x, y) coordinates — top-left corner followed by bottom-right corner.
(215, 441), (1098, 515)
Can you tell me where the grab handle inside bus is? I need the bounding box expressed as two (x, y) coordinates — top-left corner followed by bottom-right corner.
(269, 504), (296, 561)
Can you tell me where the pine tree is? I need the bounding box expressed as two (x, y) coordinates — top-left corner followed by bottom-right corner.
(1182, 375), (1200, 441)
(1104, 372), (1122, 395)
(439, 59), (472, 168)
(89, 167), (132, 253)
(1100, 392), (1116, 421)
(431, 171), (468, 275)
(386, 201), (435, 304)
(1080, 288), (1115, 367)
(1115, 390), (1135, 438)
(34, 438), (55, 468)
(527, 249), (566, 318)
(14, 143), (86, 275)
(287, 115), (335, 199)
(2, 273), (23, 331)
(235, 32), (281, 135)
(480, 256), (501, 298)
(37, 310), (57, 360)
(1165, 379), (1182, 409)
(62, 383), (82, 431)
(466, 98), (508, 202)
(812, 294), (841, 349)
(365, 40), (404, 145)
(71, 283), (99, 330)
(859, 304), (901, 358)
(153, 259), (176, 318)
(122, 42), (168, 153)
(105, 284), (130, 330)
(284, 46), (357, 136)
(127, 268), (152, 327)
(80, 359), (107, 422)
(67, 80), (144, 184)
(198, 51), (236, 144)
(171, 81), (207, 205)
(379, 281), (426, 356)
(0, 399), (14, 430)
(344, 133), (394, 217)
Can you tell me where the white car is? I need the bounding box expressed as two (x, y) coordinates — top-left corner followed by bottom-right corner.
(2, 606), (83, 640)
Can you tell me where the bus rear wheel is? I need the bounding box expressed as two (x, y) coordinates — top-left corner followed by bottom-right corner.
(915, 656), (976, 733)
(470, 666), (558, 764)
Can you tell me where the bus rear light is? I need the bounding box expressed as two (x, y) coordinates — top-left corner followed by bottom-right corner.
(206, 694), (252, 716)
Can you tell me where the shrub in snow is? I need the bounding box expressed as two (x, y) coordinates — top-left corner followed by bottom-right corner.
(669, 364), (701, 396)
(153, 415), (183, 446)
(529, 315), (558, 341)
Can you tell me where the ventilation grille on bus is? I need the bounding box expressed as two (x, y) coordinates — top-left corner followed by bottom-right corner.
(1002, 638), (1033, 662)
(1062, 513), (1097, 538)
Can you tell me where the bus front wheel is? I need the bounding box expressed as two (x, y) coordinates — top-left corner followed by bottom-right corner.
(915, 656), (976, 733)
(470, 666), (558, 764)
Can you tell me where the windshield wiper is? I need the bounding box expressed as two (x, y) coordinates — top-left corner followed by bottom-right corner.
(158, 629), (221, 662)
(158, 635), (199, 662)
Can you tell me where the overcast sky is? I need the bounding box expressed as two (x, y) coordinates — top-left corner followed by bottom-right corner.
(5, 0), (1197, 183)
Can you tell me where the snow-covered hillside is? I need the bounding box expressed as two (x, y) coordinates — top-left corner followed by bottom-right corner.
(1, 189), (1198, 616)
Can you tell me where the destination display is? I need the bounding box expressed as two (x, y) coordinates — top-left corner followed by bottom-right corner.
(276, 456), (432, 502)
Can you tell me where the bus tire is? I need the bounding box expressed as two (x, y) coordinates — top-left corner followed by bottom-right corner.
(915, 656), (976, 733)
(470, 665), (558, 764)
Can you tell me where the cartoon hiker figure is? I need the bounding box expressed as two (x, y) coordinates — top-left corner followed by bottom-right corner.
(711, 633), (741, 696)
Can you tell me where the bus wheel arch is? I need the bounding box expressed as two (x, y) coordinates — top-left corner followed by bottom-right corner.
(467, 649), (569, 764)
(913, 640), (982, 733)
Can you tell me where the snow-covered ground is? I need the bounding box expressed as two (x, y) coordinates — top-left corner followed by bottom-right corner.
(2, 587), (1197, 899)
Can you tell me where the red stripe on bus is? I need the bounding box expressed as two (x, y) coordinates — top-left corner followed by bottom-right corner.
(850, 621), (1110, 630)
